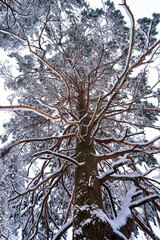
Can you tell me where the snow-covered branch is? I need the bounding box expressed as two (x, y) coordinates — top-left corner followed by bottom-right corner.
(0, 105), (61, 121)
(130, 194), (159, 209)
(119, 0), (135, 79)
(95, 134), (160, 151)
(99, 172), (142, 183)
(95, 147), (141, 162)
(32, 150), (81, 167)
(52, 219), (73, 240)
(0, 133), (75, 158)
(9, 164), (66, 202)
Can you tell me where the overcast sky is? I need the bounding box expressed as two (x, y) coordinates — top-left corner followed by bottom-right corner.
(89, 0), (160, 20)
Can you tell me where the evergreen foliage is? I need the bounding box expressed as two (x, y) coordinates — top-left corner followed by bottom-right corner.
(0, 0), (160, 239)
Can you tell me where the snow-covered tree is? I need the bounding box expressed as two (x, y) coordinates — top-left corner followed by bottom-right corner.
(0, 0), (160, 239)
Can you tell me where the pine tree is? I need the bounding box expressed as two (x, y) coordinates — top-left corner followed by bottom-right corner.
(0, 0), (160, 239)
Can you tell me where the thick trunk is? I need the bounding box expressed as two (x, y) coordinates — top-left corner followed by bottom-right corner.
(72, 93), (134, 239)
(73, 140), (106, 240)
(72, 140), (134, 240)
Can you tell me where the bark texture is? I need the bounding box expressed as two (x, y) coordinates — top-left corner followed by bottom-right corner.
(72, 91), (134, 239)
(72, 139), (134, 240)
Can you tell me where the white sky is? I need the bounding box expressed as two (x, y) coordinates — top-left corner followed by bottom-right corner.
(89, 0), (160, 19)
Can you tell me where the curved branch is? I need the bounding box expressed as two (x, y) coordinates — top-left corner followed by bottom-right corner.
(52, 219), (73, 240)
(133, 212), (160, 240)
(9, 164), (67, 202)
(0, 105), (81, 135)
(105, 117), (160, 130)
(95, 135), (160, 151)
(119, 0), (135, 78)
(94, 148), (141, 162)
(102, 183), (117, 217)
(0, 133), (75, 158)
(0, 105), (61, 121)
(130, 194), (159, 209)
(32, 150), (82, 167)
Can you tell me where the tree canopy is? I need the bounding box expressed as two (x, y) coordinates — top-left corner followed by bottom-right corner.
(0, 0), (160, 239)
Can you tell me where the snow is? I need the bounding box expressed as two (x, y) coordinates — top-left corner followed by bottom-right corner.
(110, 173), (141, 179)
(0, 105), (61, 121)
(100, 185), (138, 240)
(110, 185), (136, 229)
(78, 204), (128, 240)
(111, 154), (128, 168)
(9, 165), (65, 201)
(98, 169), (115, 180)
(95, 147), (134, 161)
(74, 185), (158, 240)
(130, 193), (158, 208)
(98, 154), (138, 181)
(32, 150), (81, 166)
(138, 134), (160, 146)
(36, 98), (59, 115)
(0, 29), (26, 42)
(81, 218), (92, 227)
(74, 227), (83, 236)
(88, 176), (93, 187)
(53, 219), (73, 240)
(92, 208), (108, 223)
(119, 0), (135, 80)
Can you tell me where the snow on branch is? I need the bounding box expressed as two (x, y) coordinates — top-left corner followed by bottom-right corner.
(0, 105), (81, 132)
(143, 166), (160, 177)
(0, 28), (26, 42)
(0, 133), (75, 158)
(130, 194), (159, 209)
(127, 39), (160, 75)
(95, 134), (160, 165)
(105, 133), (160, 150)
(0, 0), (31, 16)
(98, 169), (115, 181)
(0, 105), (61, 121)
(95, 132), (160, 150)
(119, 0), (135, 79)
(111, 154), (129, 169)
(95, 125), (159, 149)
(99, 171), (142, 183)
(95, 147), (141, 162)
(32, 150), (82, 167)
(98, 154), (130, 182)
(0, 24), (74, 114)
(108, 173), (142, 181)
(9, 164), (66, 202)
(52, 219), (73, 240)
(107, 185), (137, 230)
(104, 186), (158, 238)
(133, 212), (160, 240)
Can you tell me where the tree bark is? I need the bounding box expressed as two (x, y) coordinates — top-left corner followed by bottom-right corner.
(72, 91), (134, 239)
(73, 140), (106, 239)
(72, 139), (134, 240)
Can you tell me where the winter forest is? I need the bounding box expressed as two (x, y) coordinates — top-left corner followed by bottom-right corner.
(0, 0), (160, 239)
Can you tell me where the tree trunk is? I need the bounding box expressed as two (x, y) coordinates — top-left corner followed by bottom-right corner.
(72, 91), (134, 239)
(73, 139), (134, 240)
(73, 140), (106, 239)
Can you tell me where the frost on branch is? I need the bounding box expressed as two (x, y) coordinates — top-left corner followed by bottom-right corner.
(0, 0), (160, 239)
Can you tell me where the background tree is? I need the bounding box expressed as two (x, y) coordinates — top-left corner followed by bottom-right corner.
(0, 0), (160, 239)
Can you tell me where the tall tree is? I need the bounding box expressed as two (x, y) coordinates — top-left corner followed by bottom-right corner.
(0, 0), (160, 239)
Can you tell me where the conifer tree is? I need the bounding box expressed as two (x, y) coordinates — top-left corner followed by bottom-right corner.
(0, 0), (160, 239)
